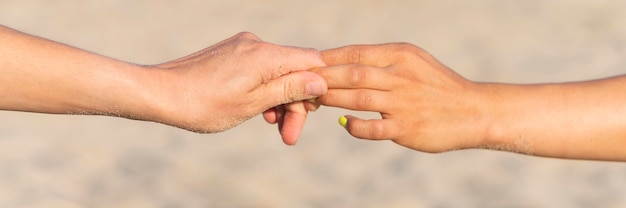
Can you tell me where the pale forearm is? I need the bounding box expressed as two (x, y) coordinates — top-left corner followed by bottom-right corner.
(0, 25), (161, 120)
(481, 76), (626, 161)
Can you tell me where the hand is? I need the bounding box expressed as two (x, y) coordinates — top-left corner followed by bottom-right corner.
(0, 26), (325, 144)
(262, 100), (320, 145)
(150, 32), (327, 138)
(313, 43), (488, 152)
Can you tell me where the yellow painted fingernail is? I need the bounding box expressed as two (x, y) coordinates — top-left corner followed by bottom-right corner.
(307, 98), (317, 103)
(338, 116), (348, 128)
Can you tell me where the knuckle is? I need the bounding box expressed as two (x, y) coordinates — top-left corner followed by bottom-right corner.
(301, 47), (321, 55)
(396, 43), (420, 60)
(347, 46), (362, 63)
(234, 31), (261, 41)
(230, 32), (269, 51)
(283, 80), (296, 103)
(355, 90), (374, 109)
(369, 122), (389, 139)
(282, 79), (304, 103)
(390, 42), (419, 53)
(234, 39), (273, 56)
(395, 42), (417, 51)
(305, 48), (323, 61)
(388, 42), (432, 63)
(347, 66), (368, 86)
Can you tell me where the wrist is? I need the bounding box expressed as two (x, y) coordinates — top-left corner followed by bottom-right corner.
(96, 63), (171, 123)
(476, 83), (558, 154)
(127, 64), (211, 131)
(475, 83), (510, 149)
(457, 82), (504, 150)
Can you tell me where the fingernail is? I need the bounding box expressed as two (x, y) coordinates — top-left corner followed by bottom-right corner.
(338, 116), (348, 128)
(307, 98), (317, 103)
(304, 99), (319, 112)
(306, 81), (326, 97)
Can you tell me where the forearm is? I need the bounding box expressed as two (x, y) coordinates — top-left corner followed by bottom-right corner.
(481, 76), (626, 161)
(0, 25), (162, 120)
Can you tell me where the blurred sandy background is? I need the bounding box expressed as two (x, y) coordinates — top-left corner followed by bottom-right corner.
(1, 1), (626, 207)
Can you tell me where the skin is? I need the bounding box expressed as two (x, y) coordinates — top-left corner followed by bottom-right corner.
(0, 25), (326, 144)
(263, 101), (320, 145)
(311, 43), (626, 161)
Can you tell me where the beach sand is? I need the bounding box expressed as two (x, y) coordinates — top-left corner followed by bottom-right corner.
(1, 1), (626, 207)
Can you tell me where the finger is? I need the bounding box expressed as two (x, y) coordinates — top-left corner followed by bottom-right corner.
(275, 104), (286, 127)
(226, 33), (324, 82)
(303, 99), (321, 112)
(257, 71), (327, 110)
(234, 33), (324, 77)
(341, 115), (399, 140)
(310, 64), (399, 90)
(318, 89), (393, 112)
(270, 45), (325, 76)
(278, 101), (308, 145)
(321, 43), (411, 67)
(263, 108), (278, 124)
(274, 104), (286, 141)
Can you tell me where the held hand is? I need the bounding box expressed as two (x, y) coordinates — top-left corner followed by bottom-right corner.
(150, 32), (327, 138)
(262, 100), (320, 145)
(314, 43), (489, 152)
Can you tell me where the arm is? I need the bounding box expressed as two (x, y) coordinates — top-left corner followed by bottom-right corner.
(314, 43), (626, 161)
(482, 78), (626, 161)
(0, 25), (326, 137)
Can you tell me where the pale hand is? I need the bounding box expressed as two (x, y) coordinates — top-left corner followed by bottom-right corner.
(150, 32), (327, 138)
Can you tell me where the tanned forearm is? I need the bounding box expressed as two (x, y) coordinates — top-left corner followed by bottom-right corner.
(317, 43), (626, 161)
(482, 76), (626, 161)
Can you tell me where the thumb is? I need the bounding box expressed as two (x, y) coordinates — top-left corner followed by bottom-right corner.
(259, 71), (327, 108)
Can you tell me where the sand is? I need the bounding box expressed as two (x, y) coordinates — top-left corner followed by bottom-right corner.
(1, 1), (626, 207)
